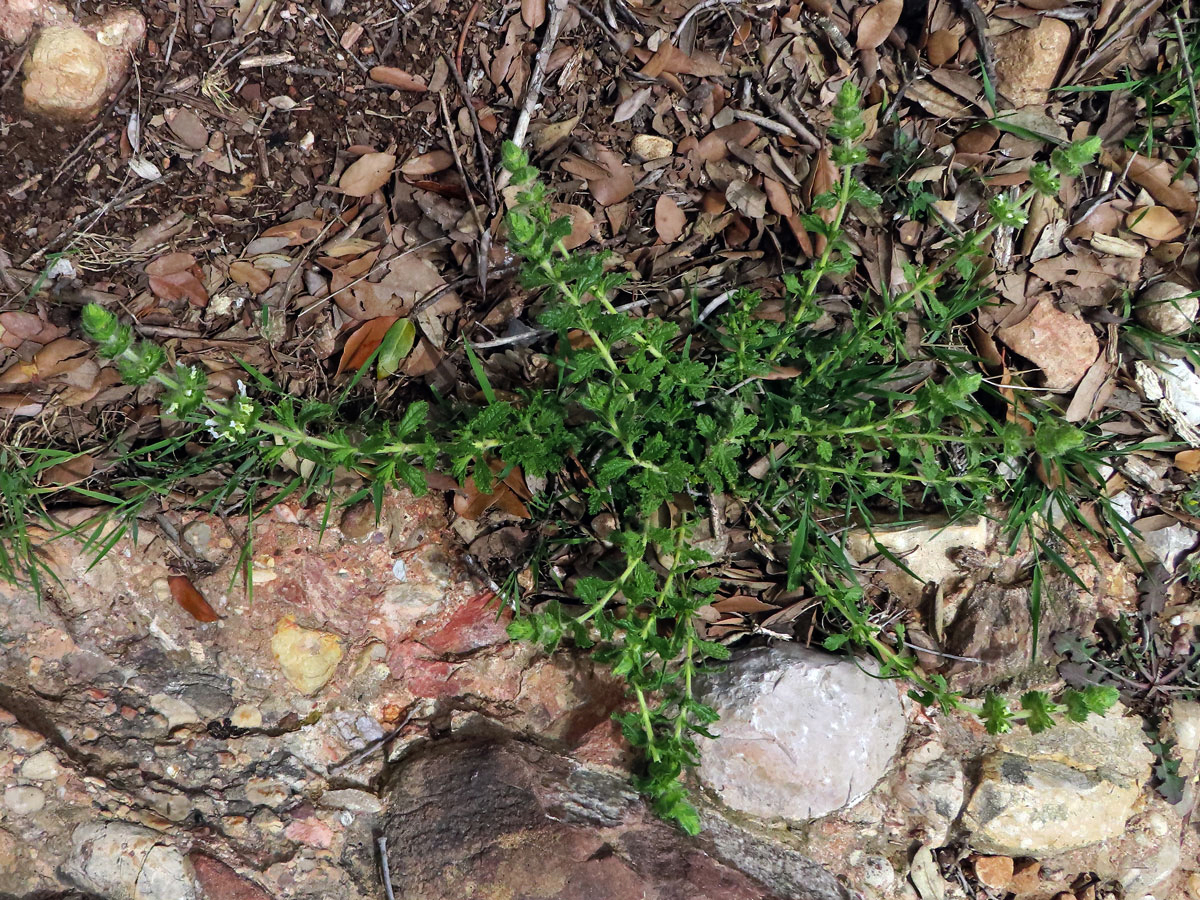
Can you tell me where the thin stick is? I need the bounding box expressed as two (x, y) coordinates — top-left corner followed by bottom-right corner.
(378, 836), (396, 900)
(672, 0), (743, 42)
(753, 83), (821, 148)
(441, 50), (497, 213)
(810, 13), (854, 61)
(508, 0), (567, 154)
(439, 91), (492, 304)
(330, 705), (421, 772)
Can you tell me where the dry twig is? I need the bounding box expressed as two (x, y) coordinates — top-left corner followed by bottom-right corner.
(441, 50), (497, 213)
(507, 0), (568, 155)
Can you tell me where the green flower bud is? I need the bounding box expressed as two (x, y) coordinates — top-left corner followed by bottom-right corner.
(1030, 163), (1060, 197)
(161, 364), (208, 417)
(987, 194), (1028, 228)
(981, 692), (1014, 734)
(81, 303), (133, 358)
(80, 303), (118, 342)
(116, 342), (166, 385)
(1050, 136), (1102, 177)
(1033, 419), (1085, 460)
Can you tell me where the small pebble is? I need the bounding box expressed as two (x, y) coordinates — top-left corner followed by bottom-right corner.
(4, 785), (45, 816)
(20, 750), (63, 781)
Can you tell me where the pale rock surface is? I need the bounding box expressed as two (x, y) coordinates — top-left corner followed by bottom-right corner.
(270, 615), (344, 694)
(1172, 699), (1200, 775)
(0, 0), (70, 44)
(1139, 520), (1198, 571)
(889, 739), (965, 846)
(845, 515), (989, 602)
(696, 644), (906, 821)
(62, 822), (197, 900)
(15, 6), (146, 121)
(1134, 352), (1200, 447)
(992, 18), (1072, 107)
(3, 784), (45, 815)
(963, 710), (1152, 856)
(19, 748), (62, 780)
(996, 296), (1099, 391)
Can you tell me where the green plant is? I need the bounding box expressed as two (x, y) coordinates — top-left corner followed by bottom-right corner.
(11, 81), (1130, 834)
(1058, 6), (1199, 172)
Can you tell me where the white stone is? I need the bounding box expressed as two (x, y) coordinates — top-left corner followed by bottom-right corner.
(149, 693), (201, 730)
(20, 750), (63, 781)
(1139, 522), (1198, 572)
(3, 785), (45, 816)
(696, 645), (906, 821)
(62, 822), (197, 900)
(1173, 700), (1200, 775)
(320, 788), (384, 814)
(4, 726), (46, 753)
(230, 704), (262, 730)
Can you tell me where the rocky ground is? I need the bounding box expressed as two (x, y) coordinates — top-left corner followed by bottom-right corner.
(0, 491), (1194, 900)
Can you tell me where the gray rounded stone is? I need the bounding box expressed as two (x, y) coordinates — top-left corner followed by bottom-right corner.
(696, 644), (906, 821)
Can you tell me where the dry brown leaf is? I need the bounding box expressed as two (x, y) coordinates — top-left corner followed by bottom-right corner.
(339, 152), (396, 197)
(338, 251), (453, 320)
(0, 311), (67, 349)
(1064, 353), (1115, 423)
(453, 472), (531, 521)
(0, 393), (42, 417)
(927, 29), (960, 66)
(613, 87), (654, 124)
(763, 178), (794, 217)
(338, 316), (400, 374)
(696, 121), (759, 163)
(521, 0), (546, 28)
(655, 195), (686, 243)
(145, 251), (198, 277)
(1125, 206), (1184, 241)
(551, 203), (595, 250)
(727, 180), (767, 219)
(168, 574), (221, 622)
(856, 0), (903, 50)
(637, 42), (726, 78)
(1104, 149), (1198, 214)
(533, 115), (580, 153)
(150, 270), (209, 307)
(401, 150), (456, 176)
(1176, 449), (1200, 473)
(164, 107), (209, 150)
(229, 260), (272, 294)
(146, 252), (209, 307)
(369, 66), (427, 91)
(559, 156), (611, 181)
(42, 454), (94, 486)
(262, 217), (325, 245)
(584, 149), (635, 207)
(129, 212), (190, 252)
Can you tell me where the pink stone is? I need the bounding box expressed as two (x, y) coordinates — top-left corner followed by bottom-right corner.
(419, 590), (511, 654)
(284, 818), (333, 849)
